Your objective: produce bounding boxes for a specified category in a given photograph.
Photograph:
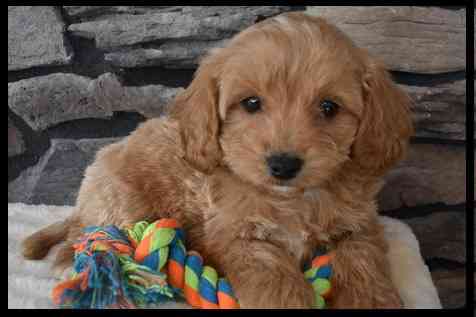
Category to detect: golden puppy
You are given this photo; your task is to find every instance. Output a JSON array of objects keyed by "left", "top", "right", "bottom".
[{"left": 22, "top": 12, "right": 413, "bottom": 308}]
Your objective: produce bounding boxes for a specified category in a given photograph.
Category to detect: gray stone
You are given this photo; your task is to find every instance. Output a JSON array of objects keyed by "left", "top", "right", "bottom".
[
  {"left": 95, "top": 73, "right": 184, "bottom": 118},
  {"left": 378, "top": 144, "right": 468, "bottom": 210},
  {"left": 68, "top": 12, "right": 251, "bottom": 49},
  {"left": 8, "top": 138, "right": 119, "bottom": 205},
  {"left": 401, "top": 80, "right": 467, "bottom": 141},
  {"left": 63, "top": 6, "right": 112, "bottom": 17},
  {"left": 180, "top": 6, "right": 292, "bottom": 19},
  {"left": 105, "top": 39, "right": 229, "bottom": 68},
  {"left": 8, "top": 6, "right": 72, "bottom": 71},
  {"left": 68, "top": 6, "right": 291, "bottom": 50},
  {"left": 306, "top": 6, "right": 466, "bottom": 73},
  {"left": 8, "top": 117, "right": 25, "bottom": 157},
  {"left": 431, "top": 269, "right": 467, "bottom": 308},
  {"left": 8, "top": 73, "right": 113, "bottom": 131},
  {"left": 403, "top": 212, "right": 466, "bottom": 263},
  {"left": 8, "top": 73, "right": 183, "bottom": 131},
  {"left": 64, "top": 6, "right": 290, "bottom": 21},
  {"left": 63, "top": 6, "right": 183, "bottom": 20}
]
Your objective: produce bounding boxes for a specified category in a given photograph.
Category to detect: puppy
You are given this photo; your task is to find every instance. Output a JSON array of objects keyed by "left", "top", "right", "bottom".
[{"left": 22, "top": 12, "right": 413, "bottom": 308}]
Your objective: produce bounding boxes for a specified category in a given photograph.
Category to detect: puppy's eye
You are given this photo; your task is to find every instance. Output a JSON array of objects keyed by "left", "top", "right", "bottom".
[
  {"left": 320, "top": 100, "right": 340, "bottom": 118},
  {"left": 240, "top": 96, "right": 261, "bottom": 113}
]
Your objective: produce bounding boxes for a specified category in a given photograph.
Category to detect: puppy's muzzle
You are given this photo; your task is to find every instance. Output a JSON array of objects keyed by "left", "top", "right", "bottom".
[{"left": 266, "top": 153, "right": 303, "bottom": 180}]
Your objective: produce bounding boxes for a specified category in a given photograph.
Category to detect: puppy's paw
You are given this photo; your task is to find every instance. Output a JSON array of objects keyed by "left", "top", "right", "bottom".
[
  {"left": 373, "top": 289, "right": 403, "bottom": 309},
  {"left": 236, "top": 272, "right": 315, "bottom": 308},
  {"left": 329, "top": 285, "right": 403, "bottom": 309}
]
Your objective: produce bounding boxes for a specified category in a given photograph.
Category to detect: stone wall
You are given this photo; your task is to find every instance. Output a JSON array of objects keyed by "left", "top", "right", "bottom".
[{"left": 7, "top": 6, "right": 470, "bottom": 308}]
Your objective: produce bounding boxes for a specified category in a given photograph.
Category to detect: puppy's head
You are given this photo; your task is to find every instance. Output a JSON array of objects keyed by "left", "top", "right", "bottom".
[{"left": 170, "top": 12, "right": 413, "bottom": 191}]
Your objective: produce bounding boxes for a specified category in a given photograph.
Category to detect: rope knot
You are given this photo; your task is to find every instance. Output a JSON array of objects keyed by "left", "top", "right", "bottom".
[{"left": 52, "top": 218, "right": 331, "bottom": 309}]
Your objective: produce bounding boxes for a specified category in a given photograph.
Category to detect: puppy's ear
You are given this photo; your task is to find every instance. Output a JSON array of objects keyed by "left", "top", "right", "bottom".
[
  {"left": 352, "top": 60, "right": 414, "bottom": 176},
  {"left": 169, "top": 52, "right": 223, "bottom": 174}
]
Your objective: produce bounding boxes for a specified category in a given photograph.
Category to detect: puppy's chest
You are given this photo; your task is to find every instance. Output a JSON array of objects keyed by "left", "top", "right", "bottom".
[{"left": 184, "top": 174, "right": 328, "bottom": 262}]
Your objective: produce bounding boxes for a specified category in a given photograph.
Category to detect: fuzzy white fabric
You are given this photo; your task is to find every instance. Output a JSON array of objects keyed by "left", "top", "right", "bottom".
[
  {"left": 8, "top": 203, "right": 441, "bottom": 309},
  {"left": 379, "top": 216, "right": 442, "bottom": 308}
]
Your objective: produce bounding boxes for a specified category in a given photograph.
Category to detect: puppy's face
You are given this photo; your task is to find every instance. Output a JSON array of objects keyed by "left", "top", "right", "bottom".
[
  {"left": 171, "top": 13, "right": 413, "bottom": 192},
  {"left": 218, "top": 16, "right": 364, "bottom": 190}
]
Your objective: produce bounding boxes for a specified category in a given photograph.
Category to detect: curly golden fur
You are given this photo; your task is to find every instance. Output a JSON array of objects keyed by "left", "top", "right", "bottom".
[{"left": 22, "top": 13, "right": 413, "bottom": 308}]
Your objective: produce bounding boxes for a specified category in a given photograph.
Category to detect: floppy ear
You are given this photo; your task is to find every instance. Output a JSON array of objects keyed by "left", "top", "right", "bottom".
[
  {"left": 352, "top": 60, "right": 414, "bottom": 176},
  {"left": 169, "top": 52, "right": 223, "bottom": 174}
]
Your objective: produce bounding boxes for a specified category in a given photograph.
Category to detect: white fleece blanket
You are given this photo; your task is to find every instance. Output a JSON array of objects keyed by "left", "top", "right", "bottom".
[{"left": 8, "top": 203, "right": 441, "bottom": 309}]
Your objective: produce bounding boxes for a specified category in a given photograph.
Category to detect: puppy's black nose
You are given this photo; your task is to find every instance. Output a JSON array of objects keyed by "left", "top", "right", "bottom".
[{"left": 266, "top": 153, "right": 303, "bottom": 180}]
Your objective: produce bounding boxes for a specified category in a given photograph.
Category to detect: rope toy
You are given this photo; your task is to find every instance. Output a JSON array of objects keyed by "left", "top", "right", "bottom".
[{"left": 51, "top": 218, "right": 333, "bottom": 309}]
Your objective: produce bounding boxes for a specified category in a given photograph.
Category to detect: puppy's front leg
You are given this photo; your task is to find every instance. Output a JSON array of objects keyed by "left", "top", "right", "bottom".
[
  {"left": 223, "top": 240, "right": 315, "bottom": 308},
  {"left": 329, "top": 231, "right": 403, "bottom": 308}
]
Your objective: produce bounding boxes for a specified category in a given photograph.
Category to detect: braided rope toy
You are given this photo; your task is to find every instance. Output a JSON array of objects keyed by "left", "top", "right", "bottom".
[{"left": 51, "top": 218, "right": 333, "bottom": 309}]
